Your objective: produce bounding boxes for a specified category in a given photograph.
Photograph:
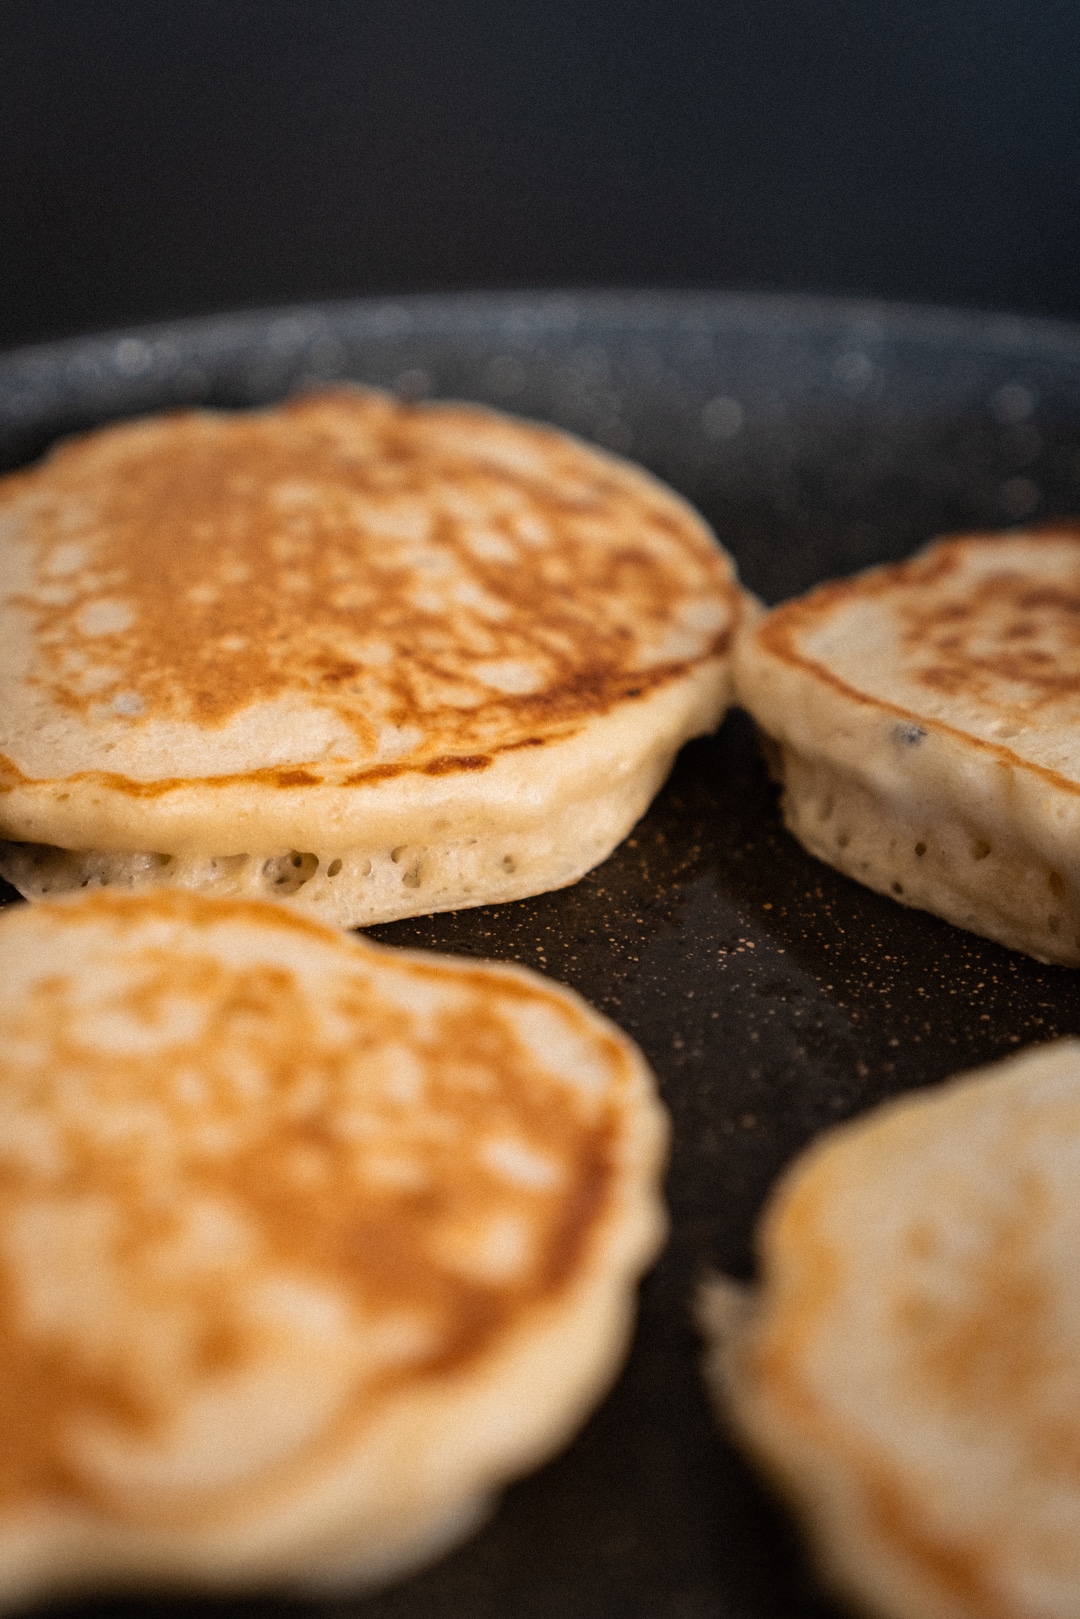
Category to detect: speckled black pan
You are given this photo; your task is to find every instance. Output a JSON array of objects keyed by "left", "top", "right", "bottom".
[{"left": 5, "top": 290, "right": 1080, "bottom": 1619}]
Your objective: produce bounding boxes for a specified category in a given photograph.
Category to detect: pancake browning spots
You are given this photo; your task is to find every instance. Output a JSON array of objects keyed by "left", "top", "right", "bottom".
[
  {"left": 3, "top": 388, "right": 736, "bottom": 760},
  {"left": 734, "top": 528, "right": 1080, "bottom": 965},
  {"left": 0, "top": 889, "right": 668, "bottom": 1603},
  {"left": 760, "top": 528, "right": 1080, "bottom": 738},
  {"left": 700, "top": 1039, "right": 1080, "bottom": 1619},
  {"left": 0, "top": 389, "right": 741, "bottom": 924}
]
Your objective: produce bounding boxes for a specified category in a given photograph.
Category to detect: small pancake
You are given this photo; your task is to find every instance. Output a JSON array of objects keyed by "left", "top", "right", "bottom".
[
  {"left": 735, "top": 527, "right": 1080, "bottom": 965},
  {"left": 0, "top": 888, "right": 668, "bottom": 1605},
  {"left": 699, "top": 1039, "right": 1080, "bottom": 1619},
  {"left": 0, "top": 389, "right": 742, "bottom": 925}
]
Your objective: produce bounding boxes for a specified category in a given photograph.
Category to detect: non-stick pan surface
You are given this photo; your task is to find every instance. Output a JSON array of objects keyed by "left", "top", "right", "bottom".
[{"left": 4, "top": 290, "right": 1080, "bottom": 1619}]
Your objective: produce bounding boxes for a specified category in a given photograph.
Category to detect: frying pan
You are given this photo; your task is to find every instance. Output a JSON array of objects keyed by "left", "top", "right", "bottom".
[{"left": 4, "top": 289, "right": 1080, "bottom": 1619}]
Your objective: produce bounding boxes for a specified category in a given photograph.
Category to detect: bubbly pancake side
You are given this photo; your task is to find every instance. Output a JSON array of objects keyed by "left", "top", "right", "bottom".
[
  {"left": 734, "top": 528, "right": 1080, "bottom": 965},
  {"left": 0, "top": 888, "right": 668, "bottom": 1601},
  {"left": 0, "top": 389, "right": 741, "bottom": 923}
]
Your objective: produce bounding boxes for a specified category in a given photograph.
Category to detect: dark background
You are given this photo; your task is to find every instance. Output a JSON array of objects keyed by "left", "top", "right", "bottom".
[{"left": 4, "top": 0, "right": 1080, "bottom": 350}]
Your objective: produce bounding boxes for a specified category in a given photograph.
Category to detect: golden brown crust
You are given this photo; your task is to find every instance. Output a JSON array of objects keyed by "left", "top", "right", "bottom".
[
  {"left": 0, "top": 736, "right": 562, "bottom": 800},
  {"left": 752, "top": 527, "right": 1080, "bottom": 800},
  {"left": 0, "top": 889, "right": 660, "bottom": 1535},
  {"left": 744, "top": 1168, "right": 1017, "bottom": 1619},
  {"left": 704, "top": 1041, "right": 1080, "bottom": 1619},
  {"left": 1, "top": 388, "right": 739, "bottom": 793}
]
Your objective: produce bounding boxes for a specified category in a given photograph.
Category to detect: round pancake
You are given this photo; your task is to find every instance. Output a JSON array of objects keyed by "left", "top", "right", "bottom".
[
  {"left": 0, "top": 888, "right": 668, "bottom": 1605},
  {"left": 734, "top": 528, "right": 1080, "bottom": 965},
  {"left": 699, "top": 1039, "right": 1080, "bottom": 1619},
  {"left": 0, "top": 389, "right": 742, "bottom": 925}
]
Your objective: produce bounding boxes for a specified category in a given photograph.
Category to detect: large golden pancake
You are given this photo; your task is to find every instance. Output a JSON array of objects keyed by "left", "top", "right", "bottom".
[
  {"left": 734, "top": 528, "right": 1080, "bottom": 964},
  {"left": 0, "top": 888, "right": 668, "bottom": 1605},
  {"left": 698, "top": 1039, "right": 1080, "bottom": 1619},
  {"left": 0, "top": 389, "right": 742, "bottom": 925}
]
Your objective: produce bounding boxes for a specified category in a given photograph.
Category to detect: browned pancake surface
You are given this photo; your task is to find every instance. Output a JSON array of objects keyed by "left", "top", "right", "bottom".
[
  {"left": 3, "top": 390, "right": 736, "bottom": 786},
  {"left": 707, "top": 1041, "right": 1080, "bottom": 1619},
  {"left": 754, "top": 528, "right": 1080, "bottom": 774},
  {"left": 0, "top": 890, "right": 645, "bottom": 1529}
]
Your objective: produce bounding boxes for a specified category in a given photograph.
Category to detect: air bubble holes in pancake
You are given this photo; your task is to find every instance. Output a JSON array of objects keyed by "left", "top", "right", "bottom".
[
  {"left": 779, "top": 745, "right": 1080, "bottom": 965},
  {"left": 206, "top": 853, "right": 249, "bottom": 883},
  {"left": 0, "top": 840, "right": 546, "bottom": 917},
  {"left": 261, "top": 851, "right": 319, "bottom": 896},
  {"left": 389, "top": 845, "right": 424, "bottom": 890},
  {"left": 0, "top": 842, "right": 173, "bottom": 897}
]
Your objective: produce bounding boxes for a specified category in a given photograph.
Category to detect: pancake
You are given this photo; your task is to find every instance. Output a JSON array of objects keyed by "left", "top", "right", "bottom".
[
  {"left": 698, "top": 1038, "right": 1080, "bottom": 1619},
  {"left": 0, "top": 887, "right": 667, "bottom": 1606},
  {"left": 0, "top": 388, "right": 742, "bottom": 926},
  {"left": 734, "top": 527, "right": 1080, "bottom": 965}
]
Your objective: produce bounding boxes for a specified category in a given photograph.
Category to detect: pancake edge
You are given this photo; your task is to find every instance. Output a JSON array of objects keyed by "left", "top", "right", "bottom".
[
  {"left": 734, "top": 582, "right": 1080, "bottom": 967},
  {"left": 698, "top": 1039, "right": 1080, "bottom": 1619},
  {"left": 0, "top": 903, "right": 670, "bottom": 1603},
  {"left": 0, "top": 659, "right": 732, "bottom": 926}
]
